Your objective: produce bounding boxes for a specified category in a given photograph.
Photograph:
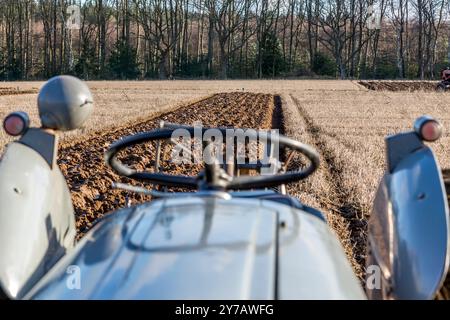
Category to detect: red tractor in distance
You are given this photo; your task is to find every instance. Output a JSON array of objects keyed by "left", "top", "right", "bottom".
[{"left": 436, "top": 68, "right": 450, "bottom": 91}]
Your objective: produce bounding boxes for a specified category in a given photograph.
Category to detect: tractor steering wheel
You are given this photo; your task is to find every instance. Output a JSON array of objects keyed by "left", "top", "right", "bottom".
[{"left": 104, "top": 127, "right": 320, "bottom": 190}]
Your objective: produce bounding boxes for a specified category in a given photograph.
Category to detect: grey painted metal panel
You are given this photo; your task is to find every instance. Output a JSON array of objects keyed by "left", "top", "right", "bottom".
[
  {"left": 0, "top": 142, "right": 75, "bottom": 299},
  {"left": 368, "top": 147, "right": 449, "bottom": 299},
  {"left": 270, "top": 201, "right": 366, "bottom": 300},
  {"left": 27, "top": 197, "right": 364, "bottom": 300},
  {"left": 19, "top": 128, "right": 58, "bottom": 168}
]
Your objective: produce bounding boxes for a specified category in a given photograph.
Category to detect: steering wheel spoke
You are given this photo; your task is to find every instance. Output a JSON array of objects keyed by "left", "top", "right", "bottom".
[{"left": 104, "top": 127, "right": 320, "bottom": 191}]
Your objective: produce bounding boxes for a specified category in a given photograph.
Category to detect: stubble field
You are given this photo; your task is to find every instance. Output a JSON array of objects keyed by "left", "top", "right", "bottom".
[{"left": 1, "top": 79, "right": 449, "bottom": 283}]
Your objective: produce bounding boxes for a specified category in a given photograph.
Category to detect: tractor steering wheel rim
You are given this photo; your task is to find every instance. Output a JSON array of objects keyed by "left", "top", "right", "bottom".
[{"left": 104, "top": 127, "right": 320, "bottom": 190}]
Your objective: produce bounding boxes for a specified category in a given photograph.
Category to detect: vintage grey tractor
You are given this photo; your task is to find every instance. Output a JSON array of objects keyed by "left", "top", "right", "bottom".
[{"left": 0, "top": 76, "right": 448, "bottom": 300}]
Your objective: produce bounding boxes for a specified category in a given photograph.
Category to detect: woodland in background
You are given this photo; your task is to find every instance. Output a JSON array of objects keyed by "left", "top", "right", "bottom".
[{"left": 1, "top": 0, "right": 450, "bottom": 80}]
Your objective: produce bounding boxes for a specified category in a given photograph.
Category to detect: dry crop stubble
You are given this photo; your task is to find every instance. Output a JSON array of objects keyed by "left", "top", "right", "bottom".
[
  {"left": 287, "top": 87, "right": 450, "bottom": 279},
  {"left": 280, "top": 94, "right": 363, "bottom": 278},
  {"left": 0, "top": 83, "right": 211, "bottom": 153},
  {"left": 0, "top": 80, "right": 362, "bottom": 152}
]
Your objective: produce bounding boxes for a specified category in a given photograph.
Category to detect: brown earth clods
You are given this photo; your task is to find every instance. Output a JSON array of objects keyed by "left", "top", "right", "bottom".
[
  {"left": 0, "top": 87, "right": 37, "bottom": 96},
  {"left": 58, "top": 92, "right": 278, "bottom": 237},
  {"left": 359, "top": 80, "right": 438, "bottom": 92}
]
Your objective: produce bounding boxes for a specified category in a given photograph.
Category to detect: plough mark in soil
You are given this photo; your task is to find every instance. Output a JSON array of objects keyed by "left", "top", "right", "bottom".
[
  {"left": 359, "top": 81, "right": 437, "bottom": 92},
  {"left": 272, "top": 95, "right": 285, "bottom": 135},
  {"left": 289, "top": 94, "right": 367, "bottom": 271},
  {"left": 0, "top": 88, "right": 38, "bottom": 96},
  {"left": 58, "top": 92, "right": 280, "bottom": 238}
]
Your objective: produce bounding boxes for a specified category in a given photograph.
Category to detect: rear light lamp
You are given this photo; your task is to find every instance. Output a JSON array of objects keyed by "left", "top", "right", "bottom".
[
  {"left": 3, "top": 112, "right": 30, "bottom": 137},
  {"left": 414, "top": 116, "right": 443, "bottom": 142},
  {"left": 421, "top": 120, "right": 442, "bottom": 142}
]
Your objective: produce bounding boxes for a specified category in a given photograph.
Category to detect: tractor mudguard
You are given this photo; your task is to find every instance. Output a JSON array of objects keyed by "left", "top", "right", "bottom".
[
  {"left": 0, "top": 75, "right": 93, "bottom": 299},
  {"left": 367, "top": 121, "right": 450, "bottom": 300},
  {"left": 0, "top": 130, "right": 76, "bottom": 299}
]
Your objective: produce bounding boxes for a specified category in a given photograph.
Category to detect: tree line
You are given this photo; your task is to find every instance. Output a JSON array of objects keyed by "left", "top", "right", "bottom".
[{"left": 0, "top": 0, "right": 449, "bottom": 80}]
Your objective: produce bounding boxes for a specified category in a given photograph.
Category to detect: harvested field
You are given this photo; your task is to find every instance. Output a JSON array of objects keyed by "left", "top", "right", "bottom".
[
  {"left": 0, "top": 80, "right": 359, "bottom": 153},
  {"left": 359, "top": 80, "right": 438, "bottom": 91},
  {"left": 58, "top": 92, "right": 276, "bottom": 236},
  {"left": 281, "top": 94, "right": 366, "bottom": 278},
  {"left": 2, "top": 79, "right": 450, "bottom": 293},
  {"left": 0, "top": 82, "right": 213, "bottom": 153},
  {"left": 285, "top": 87, "right": 450, "bottom": 281}
]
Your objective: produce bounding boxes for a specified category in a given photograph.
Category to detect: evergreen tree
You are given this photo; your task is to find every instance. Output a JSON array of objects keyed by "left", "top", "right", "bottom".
[
  {"left": 73, "top": 44, "right": 99, "bottom": 80},
  {"left": 312, "top": 52, "right": 336, "bottom": 77},
  {"left": 108, "top": 39, "right": 140, "bottom": 80},
  {"left": 260, "top": 31, "right": 285, "bottom": 77},
  {"left": 5, "top": 55, "right": 22, "bottom": 80}
]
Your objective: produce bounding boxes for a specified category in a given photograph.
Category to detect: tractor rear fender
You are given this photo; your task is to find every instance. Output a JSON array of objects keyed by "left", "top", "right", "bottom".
[
  {"left": 0, "top": 75, "right": 93, "bottom": 299},
  {"left": 367, "top": 126, "right": 450, "bottom": 300},
  {"left": 0, "top": 130, "right": 76, "bottom": 299}
]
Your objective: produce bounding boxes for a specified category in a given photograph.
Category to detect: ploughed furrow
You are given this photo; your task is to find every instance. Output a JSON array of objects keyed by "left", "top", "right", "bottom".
[
  {"left": 288, "top": 94, "right": 367, "bottom": 278},
  {"left": 58, "top": 92, "right": 277, "bottom": 238},
  {"left": 359, "top": 80, "right": 437, "bottom": 92},
  {"left": 0, "top": 87, "right": 38, "bottom": 96}
]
